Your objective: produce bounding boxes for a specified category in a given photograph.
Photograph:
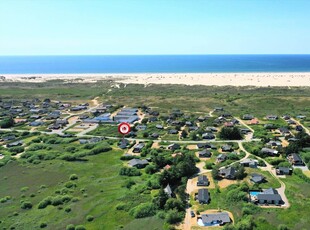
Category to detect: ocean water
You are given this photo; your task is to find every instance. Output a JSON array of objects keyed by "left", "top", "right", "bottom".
[{"left": 0, "top": 55, "right": 310, "bottom": 74}]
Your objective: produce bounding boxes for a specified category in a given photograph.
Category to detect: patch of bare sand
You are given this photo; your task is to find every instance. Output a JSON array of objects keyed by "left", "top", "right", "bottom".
[
  {"left": 187, "top": 145, "right": 198, "bottom": 150},
  {"left": 218, "top": 179, "right": 238, "bottom": 188}
]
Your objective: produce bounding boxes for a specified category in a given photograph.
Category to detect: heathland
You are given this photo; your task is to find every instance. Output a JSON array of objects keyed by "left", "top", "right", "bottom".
[{"left": 0, "top": 80, "right": 309, "bottom": 230}]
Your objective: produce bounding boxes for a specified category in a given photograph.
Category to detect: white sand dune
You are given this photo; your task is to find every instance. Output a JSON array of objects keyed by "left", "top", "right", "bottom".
[{"left": 1, "top": 73, "right": 310, "bottom": 87}]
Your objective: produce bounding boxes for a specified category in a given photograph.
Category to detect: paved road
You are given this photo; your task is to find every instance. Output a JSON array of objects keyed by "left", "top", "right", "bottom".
[
  {"left": 291, "top": 118, "right": 310, "bottom": 135},
  {"left": 239, "top": 142, "right": 290, "bottom": 208}
]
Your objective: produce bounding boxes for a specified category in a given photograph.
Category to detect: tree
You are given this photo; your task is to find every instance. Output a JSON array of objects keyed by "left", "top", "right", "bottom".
[
  {"left": 220, "top": 127, "right": 242, "bottom": 140},
  {"left": 181, "top": 130, "right": 188, "bottom": 139},
  {"left": 141, "top": 118, "right": 148, "bottom": 124},
  {"left": 145, "top": 165, "right": 157, "bottom": 174},
  {"left": 190, "top": 131, "right": 198, "bottom": 140},
  {"left": 164, "top": 198, "right": 185, "bottom": 212},
  {"left": 131, "top": 203, "right": 156, "bottom": 218},
  {"left": 234, "top": 164, "right": 246, "bottom": 180},
  {"left": 0, "top": 117, "right": 14, "bottom": 128},
  {"left": 212, "top": 166, "right": 220, "bottom": 180},
  {"left": 165, "top": 208, "right": 184, "bottom": 224},
  {"left": 153, "top": 189, "right": 169, "bottom": 209}
]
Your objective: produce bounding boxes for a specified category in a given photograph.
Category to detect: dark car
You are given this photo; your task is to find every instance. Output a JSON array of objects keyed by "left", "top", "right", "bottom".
[{"left": 190, "top": 210, "right": 195, "bottom": 218}]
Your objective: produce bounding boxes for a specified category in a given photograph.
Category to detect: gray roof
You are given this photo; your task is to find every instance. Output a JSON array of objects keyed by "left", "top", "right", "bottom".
[
  {"left": 251, "top": 174, "right": 265, "bottom": 183},
  {"left": 199, "top": 149, "right": 211, "bottom": 157},
  {"left": 201, "top": 213, "right": 231, "bottom": 224},
  {"left": 257, "top": 194, "right": 282, "bottom": 202},
  {"left": 219, "top": 166, "right": 236, "bottom": 178},
  {"left": 291, "top": 153, "right": 302, "bottom": 162},
  {"left": 277, "top": 167, "right": 291, "bottom": 174},
  {"left": 198, "top": 175, "right": 209, "bottom": 184},
  {"left": 198, "top": 188, "right": 210, "bottom": 203},
  {"left": 262, "top": 188, "right": 278, "bottom": 194},
  {"left": 128, "top": 159, "right": 148, "bottom": 167},
  {"left": 261, "top": 148, "right": 278, "bottom": 155},
  {"left": 240, "top": 158, "right": 258, "bottom": 165},
  {"left": 164, "top": 184, "right": 172, "bottom": 197}
]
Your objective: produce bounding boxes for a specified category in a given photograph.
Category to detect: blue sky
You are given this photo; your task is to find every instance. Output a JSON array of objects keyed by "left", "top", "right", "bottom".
[{"left": 0, "top": 0, "right": 309, "bottom": 55}]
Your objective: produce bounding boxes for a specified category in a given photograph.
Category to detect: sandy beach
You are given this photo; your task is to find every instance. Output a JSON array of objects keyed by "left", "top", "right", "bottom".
[{"left": 1, "top": 72, "right": 310, "bottom": 87}]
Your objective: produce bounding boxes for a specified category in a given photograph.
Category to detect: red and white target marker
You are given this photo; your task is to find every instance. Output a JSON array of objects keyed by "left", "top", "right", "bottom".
[{"left": 118, "top": 122, "right": 131, "bottom": 135}]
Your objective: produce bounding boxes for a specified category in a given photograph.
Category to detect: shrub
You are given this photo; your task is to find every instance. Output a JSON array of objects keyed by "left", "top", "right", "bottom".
[
  {"left": 86, "top": 215, "right": 94, "bottom": 222},
  {"left": 205, "top": 162, "right": 213, "bottom": 169},
  {"left": 64, "top": 181, "right": 77, "bottom": 188},
  {"left": 278, "top": 224, "right": 290, "bottom": 230},
  {"left": 125, "top": 180, "right": 136, "bottom": 189},
  {"left": 75, "top": 225, "right": 86, "bottom": 230},
  {"left": 0, "top": 117, "right": 14, "bottom": 128},
  {"left": 39, "top": 222, "right": 47, "bottom": 228},
  {"left": 119, "top": 167, "right": 141, "bottom": 176},
  {"left": 165, "top": 208, "right": 184, "bottom": 224},
  {"left": 20, "top": 187, "right": 29, "bottom": 192},
  {"left": 65, "top": 207, "right": 71, "bottom": 213},
  {"left": 8, "top": 147, "right": 24, "bottom": 154},
  {"left": 66, "top": 224, "right": 75, "bottom": 230},
  {"left": 131, "top": 203, "right": 156, "bottom": 218},
  {"left": 20, "top": 201, "right": 32, "bottom": 209},
  {"left": 38, "top": 197, "right": 52, "bottom": 209},
  {"left": 69, "top": 174, "right": 78, "bottom": 180}
]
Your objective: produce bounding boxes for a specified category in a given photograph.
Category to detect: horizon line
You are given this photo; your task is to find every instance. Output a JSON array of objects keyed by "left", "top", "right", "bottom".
[{"left": 1, "top": 53, "right": 310, "bottom": 57}]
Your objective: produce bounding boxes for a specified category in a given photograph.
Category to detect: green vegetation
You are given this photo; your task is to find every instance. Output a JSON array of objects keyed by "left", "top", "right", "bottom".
[{"left": 1, "top": 82, "right": 310, "bottom": 229}]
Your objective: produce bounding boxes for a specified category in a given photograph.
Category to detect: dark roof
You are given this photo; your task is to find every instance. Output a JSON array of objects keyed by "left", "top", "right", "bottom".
[
  {"left": 168, "top": 143, "right": 180, "bottom": 150},
  {"left": 251, "top": 174, "right": 265, "bottom": 183},
  {"left": 198, "top": 175, "right": 209, "bottom": 184},
  {"left": 199, "top": 149, "right": 211, "bottom": 157},
  {"left": 219, "top": 166, "right": 236, "bottom": 178},
  {"left": 217, "top": 154, "right": 227, "bottom": 160},
  {"left": 277, "top": 167, "right": 291, "bottom": 174},
  {"left": 221, "top": 145, "right": 232, "bottom": 151},
  {"left": 257, "top": 194, "right": 282, "bottom": 202},
  {"left": 198, "top": 188, "right": 210, "bottom": 203},
  {"left": 291, "top": 153, "right": 302, "bottom": 162},
  {"left": 262, "top": 188, "right": 278, "bottom": 194}
]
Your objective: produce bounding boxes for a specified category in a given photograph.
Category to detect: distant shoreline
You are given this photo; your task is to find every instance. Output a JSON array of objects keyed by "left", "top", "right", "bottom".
[{"left": 1, "top": 72, "right": 310, "bottom": 87}]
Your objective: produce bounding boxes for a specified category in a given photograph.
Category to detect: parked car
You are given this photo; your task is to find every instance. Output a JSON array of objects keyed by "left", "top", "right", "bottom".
[{"left": 190, "top": 210, "right": 195, "bottom": 218}]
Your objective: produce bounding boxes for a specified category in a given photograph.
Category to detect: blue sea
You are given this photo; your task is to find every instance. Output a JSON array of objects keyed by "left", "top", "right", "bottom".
[{"left": 0, "top": 55, "right": 310, "bottom": 74}]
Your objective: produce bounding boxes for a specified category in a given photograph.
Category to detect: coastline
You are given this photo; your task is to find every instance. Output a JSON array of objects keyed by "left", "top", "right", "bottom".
[{"left": 1, "top": 72, "right": 310, "bottom": 87}]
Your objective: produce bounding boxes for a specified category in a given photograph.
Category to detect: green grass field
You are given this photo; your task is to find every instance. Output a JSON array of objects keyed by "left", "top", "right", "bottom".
[{"left": 0, "top": 148, "right": 163, "bottom": 230}]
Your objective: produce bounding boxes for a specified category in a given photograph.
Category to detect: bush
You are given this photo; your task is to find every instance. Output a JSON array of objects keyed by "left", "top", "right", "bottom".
[
  {"left": 278, "top": 224, "right": 290, "bottom": 230},
  {"left": 75, "top": 225, "right": 86, "bottom": 230},
  {"left": 119, "top": 167, "right": 141, "bottom": 176},
  {"left": 205, "top": 162, "right": 213, "bottom": 169},
  {"left": 124, "top": 180, "right": 136, "bottom": 189},
  {"left": 145, "top": 165, "right": 157, "bottom": 174},
  {"left": 219, "top": 127, "right": 242, "bottom": 140},
  {"left": 66, "top": 224, "right": 75, "bottom": 230},
  {"left": 0, "top": 117, "right": 14, "bottom": 128},
  {"left": 20, "top": 201, "right": 32, "bottom": 209},
  {"left": 39, "top": 222, "right": 47, "bottom": 228},
  {"left": 65, "top": 207, "right": 71, "bottom": 213},
  {"left": 131, "top": 203, "right": 156, "bottom": 218},
  {"left": 64, "top": 181, "right": 77, "bottom": 188},
  {"left": 86, "top": 215, "right": 94, "bottom": 222},
  {"left": 69, "top": 174, "right": 78, "bottom": 180},
  {"left": 8, "top": 147, "right": 24, "bottom": 154},
  {"left": 165, "top": 208, "right": 184, "bottom": 224},
  {"left": 38, "top": 197, "right": 52, "bottom": 209}
]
